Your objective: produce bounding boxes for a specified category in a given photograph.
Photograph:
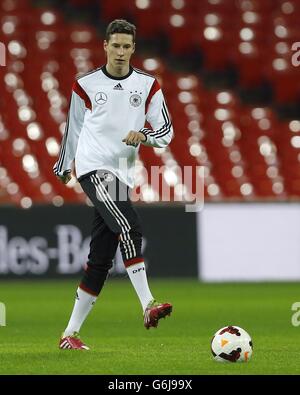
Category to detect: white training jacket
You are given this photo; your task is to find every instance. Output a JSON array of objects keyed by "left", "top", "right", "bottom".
[{"left": 53, "top": 65, "right": 173, "bottom": 188}]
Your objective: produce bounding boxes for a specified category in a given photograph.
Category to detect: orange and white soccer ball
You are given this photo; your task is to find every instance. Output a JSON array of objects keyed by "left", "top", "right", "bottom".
[{"left": 211, "top": 326, "right": 253, "bottom": 362}]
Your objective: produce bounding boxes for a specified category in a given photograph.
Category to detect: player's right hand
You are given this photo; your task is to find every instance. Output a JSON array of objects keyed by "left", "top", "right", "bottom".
[
  {"left": 122, "top": 131, "right": 146, "bottom": 147},
  {"left": 57, "top": 171, "right": 72, "bottom": 184}
]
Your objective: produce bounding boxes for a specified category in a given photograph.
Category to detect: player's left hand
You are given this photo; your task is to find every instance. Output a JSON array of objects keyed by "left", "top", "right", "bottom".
[
  {"left": 57, "top": 170, "right": 72, "bottom": 185},
  {"left": 122, "top": 131, "right": 146, "bottom": 147}
]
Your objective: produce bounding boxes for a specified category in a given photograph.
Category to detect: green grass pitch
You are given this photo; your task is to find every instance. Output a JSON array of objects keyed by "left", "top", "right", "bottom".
[{"left": 0, "top": 279, "right": 300, "bottom": 375}]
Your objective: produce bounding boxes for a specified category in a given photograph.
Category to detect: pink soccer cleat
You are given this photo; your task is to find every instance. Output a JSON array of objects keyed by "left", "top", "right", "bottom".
[
  {"left": 59, "top": 332, "right": 90, "bottom": 350},
  {"left": 144, "top": 300, "right": 173, "bottom": 329}
]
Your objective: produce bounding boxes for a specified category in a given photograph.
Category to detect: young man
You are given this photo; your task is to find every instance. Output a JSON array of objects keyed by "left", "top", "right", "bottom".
[{"left": 54, "top": 19, "right": 173, "bottom": 350}]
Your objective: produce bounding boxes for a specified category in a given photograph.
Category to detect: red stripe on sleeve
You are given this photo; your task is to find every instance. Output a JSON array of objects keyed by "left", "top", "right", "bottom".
[
  {"left": 72, "top": 80, "right": 92, "bottom": 110},
  {"left": 145, "top": 79, "right": 160, "bottom": 114}
]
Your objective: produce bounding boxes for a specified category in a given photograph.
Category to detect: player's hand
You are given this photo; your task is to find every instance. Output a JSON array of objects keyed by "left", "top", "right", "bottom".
[
  {"left": 57, "top": 171, "right": 72, "bottom": 185},
  {"left": 122, "top": 131, "right": 146, "bottom": 147}
]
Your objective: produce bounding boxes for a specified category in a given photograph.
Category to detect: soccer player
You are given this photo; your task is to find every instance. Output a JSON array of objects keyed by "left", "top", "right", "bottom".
[{"left": 54, "top": 19, "right": 173, "bottom": 350}]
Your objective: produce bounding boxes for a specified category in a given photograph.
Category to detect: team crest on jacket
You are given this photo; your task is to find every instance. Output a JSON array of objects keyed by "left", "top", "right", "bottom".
[
  {"left": 129, "top": 93, "right": 142, "bottom": 107},
  {"left": 95, "top": 92, "right": 107, "bottom": 105}
]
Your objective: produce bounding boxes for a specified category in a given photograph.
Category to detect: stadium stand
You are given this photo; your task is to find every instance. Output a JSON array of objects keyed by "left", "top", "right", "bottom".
[{"left": 0, "top": 0, "right": 300, "bottom": 207}]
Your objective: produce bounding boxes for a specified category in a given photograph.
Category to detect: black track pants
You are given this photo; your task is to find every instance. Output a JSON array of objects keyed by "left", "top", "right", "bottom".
[{"left": 78, "top": 170, "right": 144, "bottom": 295}]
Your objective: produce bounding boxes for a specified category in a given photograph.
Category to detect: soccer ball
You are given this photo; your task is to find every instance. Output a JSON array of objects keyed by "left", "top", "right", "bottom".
[{"left": 211, "top": 325, "right": 253, "bottom": 362}]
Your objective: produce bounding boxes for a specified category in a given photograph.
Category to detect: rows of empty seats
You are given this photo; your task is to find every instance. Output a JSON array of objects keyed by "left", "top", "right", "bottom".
[
  {"left": 0, "top": 0, "right": 300, "bottom": 207},
  {"left": 100, "top": 0, "right": 300, "bottom": 104}
]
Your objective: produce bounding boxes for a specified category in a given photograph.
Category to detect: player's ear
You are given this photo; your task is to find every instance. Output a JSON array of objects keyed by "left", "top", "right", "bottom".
[{"left": 103, "top": 40, "right": 108, "bottom": 53}]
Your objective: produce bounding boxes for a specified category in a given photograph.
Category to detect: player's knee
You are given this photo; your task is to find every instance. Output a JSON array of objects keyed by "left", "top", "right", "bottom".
[
  {"left": 119, "top": 230, "right": 142, "bottom": 259},
  {"left": 120, "top": 229, "right": 142, "bottom": 243},
  {"left": 87, "top": 259, "right": 113, "bottom": 272}
]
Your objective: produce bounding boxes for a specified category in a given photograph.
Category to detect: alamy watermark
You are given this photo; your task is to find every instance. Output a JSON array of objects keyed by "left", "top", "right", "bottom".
[
  {"left": 0, "top": 42, "right": 6, "bottom": 67},
  {"left": 92, "top": 159, "right": 205, "bottom": 212},
  {"left": 291, "top": 302, "right": 300, "bottom": 327},
  {"left": 0, "top": 302, "right": 6, "bottom": 326},
  {"left": 291, "top": 42, "right": 300, "bottom": 67}
]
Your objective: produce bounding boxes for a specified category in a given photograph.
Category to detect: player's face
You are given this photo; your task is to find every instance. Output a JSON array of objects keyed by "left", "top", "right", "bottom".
[{"left": 104, "top": 33, "right": 135, "bottom": 75}]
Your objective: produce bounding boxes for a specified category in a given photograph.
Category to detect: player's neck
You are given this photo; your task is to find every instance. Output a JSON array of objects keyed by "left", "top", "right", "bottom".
[{"left": 105, "top": 63, "right": 130, "bottom": 78}]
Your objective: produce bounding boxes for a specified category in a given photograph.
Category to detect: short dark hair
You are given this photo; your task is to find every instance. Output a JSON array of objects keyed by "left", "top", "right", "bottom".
[{"left": 105, "top": 19, "right": 136, "bottom": 42}]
